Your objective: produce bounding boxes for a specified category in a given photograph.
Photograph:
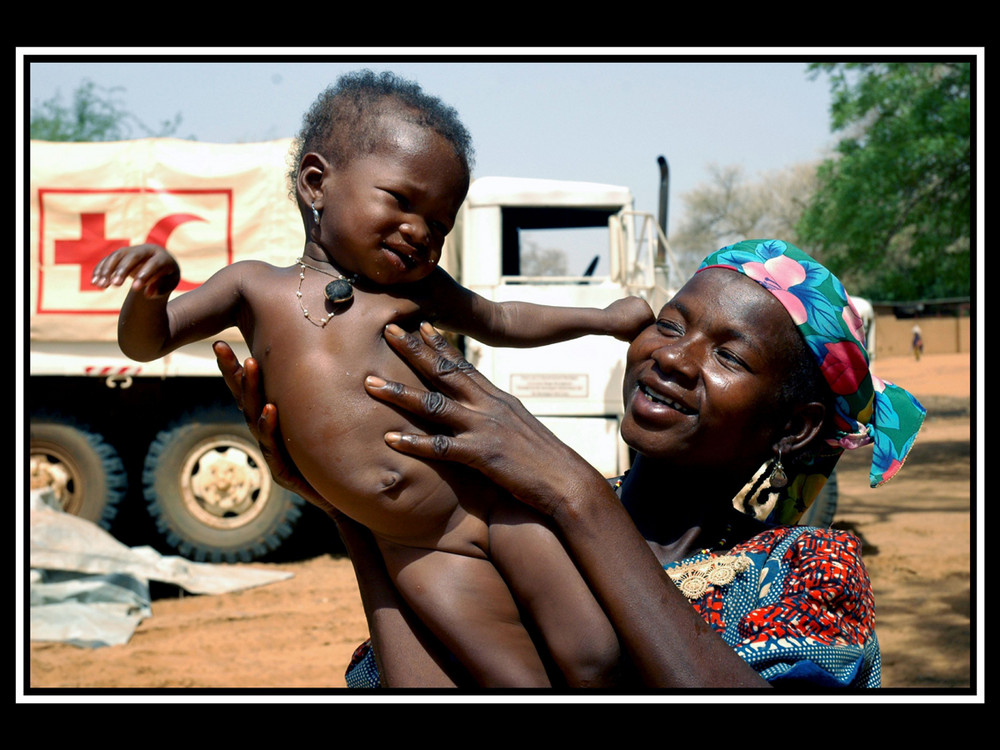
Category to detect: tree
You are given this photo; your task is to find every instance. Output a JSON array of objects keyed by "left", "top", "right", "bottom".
[
  {"left": 669, "top": 162, "right": 819, "bottom": 271},
  {"left": 30, "top": 79, "right": 182, "bottom": 142},
  {"left": 521, "top": 240, "right": 568, "bottom": 276},
  {"left": 796, "top": 62, "right": 971, "bottom": 301}
]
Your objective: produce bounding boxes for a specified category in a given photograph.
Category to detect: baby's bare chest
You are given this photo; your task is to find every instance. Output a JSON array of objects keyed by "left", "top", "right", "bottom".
[
  {"left": 249, "top": 283, "right": 426, "bottom": 396},
  {"left": 239, "top": 279, "right": 486, "bottom": 541}
]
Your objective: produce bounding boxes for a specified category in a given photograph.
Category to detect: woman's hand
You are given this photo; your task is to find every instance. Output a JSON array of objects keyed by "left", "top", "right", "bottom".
[
  {"left": 212, "top": 341, "right": 337, "bottom": 516},
  {"left": 364, "top": 322, "right": 607, "bottom": 518}
]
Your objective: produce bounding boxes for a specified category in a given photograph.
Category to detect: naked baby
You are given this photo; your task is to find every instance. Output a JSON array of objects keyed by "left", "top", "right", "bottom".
[{"left": 92, "top": 70, "right": 653, "bottom": 687}]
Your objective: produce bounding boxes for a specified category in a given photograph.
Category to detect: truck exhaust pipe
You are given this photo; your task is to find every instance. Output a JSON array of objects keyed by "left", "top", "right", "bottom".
[{"left": 656, "top": 155, "right": 669, "bottom": 265}]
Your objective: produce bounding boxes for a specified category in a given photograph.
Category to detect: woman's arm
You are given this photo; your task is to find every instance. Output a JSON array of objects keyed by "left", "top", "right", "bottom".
[
  {"left": 212, "top": 342, "right": 467, "bottom": 688},
  {"left": 364, "top": 324, "right": 770, "bottom": 687}
]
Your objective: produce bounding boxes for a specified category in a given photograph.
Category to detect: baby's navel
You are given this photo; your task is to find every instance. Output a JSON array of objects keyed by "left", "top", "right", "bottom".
[{"left": 378, "top": 471, "right": 403, "bottom": 493}]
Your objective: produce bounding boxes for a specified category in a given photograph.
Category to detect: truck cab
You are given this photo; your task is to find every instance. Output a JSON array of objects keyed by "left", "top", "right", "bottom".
[{"left": 444, "top": 176, "right": 642, "bottom": 476}]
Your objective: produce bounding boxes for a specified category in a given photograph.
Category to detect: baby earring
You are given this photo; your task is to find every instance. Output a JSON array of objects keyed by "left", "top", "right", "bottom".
[{"left": 311, "top": 201, "right": 321, "bottom": 225}]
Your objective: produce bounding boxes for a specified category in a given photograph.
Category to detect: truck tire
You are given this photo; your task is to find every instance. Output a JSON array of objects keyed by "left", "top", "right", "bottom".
[
  {"left": 141, "top": 406, "right": 305, "bottom": 563},
  {"left": 29, "top": 416, "right": 127, "bottom": 529},
  {"left": 798, "top": 468, "right": 839, "bottom": 527}
]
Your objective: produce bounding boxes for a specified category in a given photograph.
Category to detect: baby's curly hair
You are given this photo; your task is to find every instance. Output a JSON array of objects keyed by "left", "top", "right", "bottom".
[{"left": 287, "top": 69, "right": 475, "bottom": 199}]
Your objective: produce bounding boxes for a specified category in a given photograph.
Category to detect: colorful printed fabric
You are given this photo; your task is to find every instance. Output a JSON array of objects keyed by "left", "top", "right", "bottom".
[
  {"left": 344, "top": 525, "right": 880, "bottom": 688},
  {"left": 697, "top": 239, "right": 926, "bottom": 524},
  {"left": 345, "top": 639, "right": 380, "bottom": 688},
  {"left": 671, "top": 525, "right": 881, "bottom": 687}
]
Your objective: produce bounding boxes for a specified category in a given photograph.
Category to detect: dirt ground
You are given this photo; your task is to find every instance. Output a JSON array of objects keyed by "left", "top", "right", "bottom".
[{"left": 24, "top": 352, "right": 977, "bottom": 695}]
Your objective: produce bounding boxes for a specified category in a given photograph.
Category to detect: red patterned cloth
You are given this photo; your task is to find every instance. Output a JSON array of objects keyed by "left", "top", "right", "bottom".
[{"left": 672, "top": 525, "right": 880, "bottom": 686}]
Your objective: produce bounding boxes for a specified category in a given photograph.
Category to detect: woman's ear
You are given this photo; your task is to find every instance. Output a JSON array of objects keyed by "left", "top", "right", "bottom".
[
  {"left": 296, "top": 152, "right": 330, "bottom": 210},
  {"left": 775, "top": 401, "right": 826, "bottom": 457}
]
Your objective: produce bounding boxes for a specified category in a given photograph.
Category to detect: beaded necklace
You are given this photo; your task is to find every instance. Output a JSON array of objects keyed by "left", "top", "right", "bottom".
[{"left": 296, "top": 257, "right": 358, "bottom": 327}]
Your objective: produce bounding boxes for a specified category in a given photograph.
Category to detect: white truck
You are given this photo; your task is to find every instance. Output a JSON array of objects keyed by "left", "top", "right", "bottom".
[{"left": 27, "top": 138, "right": 684, "bottom": 562}]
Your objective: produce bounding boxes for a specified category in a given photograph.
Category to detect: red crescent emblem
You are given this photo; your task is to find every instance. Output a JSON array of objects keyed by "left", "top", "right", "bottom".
[{"left": 145, "top": 213, "right": 206, "bottom": 291}]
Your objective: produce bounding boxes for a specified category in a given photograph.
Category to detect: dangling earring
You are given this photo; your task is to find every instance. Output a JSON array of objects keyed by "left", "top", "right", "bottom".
[
  {"left": 770, "top": 447, "right": 788, "bottom": 489},
  {"left": 311, "top": 201, "right": 321, "bottom": 225},
  {"left": 732, "top": 448, "right": 786, "bottom": 521}
]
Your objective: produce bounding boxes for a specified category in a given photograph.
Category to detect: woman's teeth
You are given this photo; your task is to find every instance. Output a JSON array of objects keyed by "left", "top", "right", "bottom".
[{"left": 640, "top": 384, "right": 694, "bottom": 415}]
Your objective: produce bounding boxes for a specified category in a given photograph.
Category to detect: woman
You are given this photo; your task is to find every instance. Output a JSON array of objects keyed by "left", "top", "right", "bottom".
[{"left": 215, "top": 239, "right": 925, "bottom": 688}]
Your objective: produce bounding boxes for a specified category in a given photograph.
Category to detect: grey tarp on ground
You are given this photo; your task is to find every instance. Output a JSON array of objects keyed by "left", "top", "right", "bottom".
[{"left": 28, "top": 489, "right": 294, "bottom": 648}]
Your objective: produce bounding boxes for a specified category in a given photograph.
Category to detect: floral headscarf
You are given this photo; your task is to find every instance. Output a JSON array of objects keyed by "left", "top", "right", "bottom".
[{"left": 697, "top": 239, "right": 926, "bottom": 525}]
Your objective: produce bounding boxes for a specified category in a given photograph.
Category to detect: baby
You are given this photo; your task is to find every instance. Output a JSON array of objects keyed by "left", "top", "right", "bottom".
[{"left": 92, "top": 70, "right": 652, "bottom": 687}]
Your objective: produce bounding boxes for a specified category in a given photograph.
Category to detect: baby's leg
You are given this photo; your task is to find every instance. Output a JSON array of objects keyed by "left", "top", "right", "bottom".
[
  {"left": 378, "top": 540, "right": 553, "bottom": 687},
  {"left": 488, "top": 501, "right": 621, "bottom": 687}
]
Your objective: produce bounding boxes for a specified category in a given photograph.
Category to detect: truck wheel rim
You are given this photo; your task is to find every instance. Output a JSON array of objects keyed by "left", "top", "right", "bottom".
[
  {"left": 179, "top": 437, "right": 271, "bottom": 530},
  {"left": 30, "top": 442, "right": 84, "bottom": 516}
]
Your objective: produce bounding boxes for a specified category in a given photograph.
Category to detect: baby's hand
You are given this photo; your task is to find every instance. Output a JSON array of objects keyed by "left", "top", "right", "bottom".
[
  {"left": 92, "top": 244, "right": 181, "bottom": 298},
  {"left": 605, "top": 296, "right": 655, "bottom": 342}
]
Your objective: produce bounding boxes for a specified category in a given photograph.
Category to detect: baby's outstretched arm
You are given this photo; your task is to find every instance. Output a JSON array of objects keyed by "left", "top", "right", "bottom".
[
  {"left": 426, "top": 270, "right": 654, "bottom": 347},
  {"left": 93, "top": 244, "right": 243, "bottom": 362}
]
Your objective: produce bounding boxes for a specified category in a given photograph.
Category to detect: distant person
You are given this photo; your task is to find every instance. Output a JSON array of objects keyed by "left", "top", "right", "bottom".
[
  {"left": 912, "top": 323, "right": 925, "bottom": 361},
  {"left": 92, "top": 69, "right": 653, "bottom": 687}
]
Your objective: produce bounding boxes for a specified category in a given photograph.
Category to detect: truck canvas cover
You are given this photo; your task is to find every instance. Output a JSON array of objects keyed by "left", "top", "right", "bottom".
[{"left": 29, "top": 138, "right": 302, "bottom": 343}]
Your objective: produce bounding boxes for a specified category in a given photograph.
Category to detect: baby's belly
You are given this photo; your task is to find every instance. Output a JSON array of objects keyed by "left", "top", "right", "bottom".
[{"left": 262, "top": 347, "right": 499, "bottom": 555}]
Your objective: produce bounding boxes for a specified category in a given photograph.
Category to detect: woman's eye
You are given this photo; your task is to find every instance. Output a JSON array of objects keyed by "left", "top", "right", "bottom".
[{"left": 716, "top": 348, "right": 748, "bottom": 370}]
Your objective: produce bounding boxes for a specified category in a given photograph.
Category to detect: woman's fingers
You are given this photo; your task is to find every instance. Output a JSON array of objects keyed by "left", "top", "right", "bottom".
[
  {"left": 255, "top": 403, "right": 284, "bottom": 463},
  {"left": 254, "top": 403, "right": 305, "bottom": 489},
  {"left": 383, "top": 430, "right": 465, "bottom": 462},
  {"left": 239, "top": 357, "right": 265, "bottom": 436},
  {"left": 213, "top": 341, "right": 244, "bottom": 411},
  {"left": 372, "top": 321, "right": 539, "bottom": 435},
  {"left": 364, "top": 375, "right": 465, "bottom": 426},
  {"left": 371, "top": 323, "right": 600, "bottom": 514},
  {"left": 365, "top": 375, "right": 485, "bottom": 462},
  {"left": 213, "top": 341, "right": 264, "bottom": 440},
  {"left": 387, "top": 324, "right": 473, "bottom": 385},
  {"left": 382, "top": 322, "right": 506, "bottom": 401}
]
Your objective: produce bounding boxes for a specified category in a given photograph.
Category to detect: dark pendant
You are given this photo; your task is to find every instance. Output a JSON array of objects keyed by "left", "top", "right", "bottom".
[{"left": 324, "top": 279, "right": 354, "bottom": 304}]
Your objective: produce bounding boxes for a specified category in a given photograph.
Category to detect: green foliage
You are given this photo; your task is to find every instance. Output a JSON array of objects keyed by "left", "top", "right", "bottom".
[
  {"left": 30, "top": 79, "right": 182, "bottom": 142},
  {"left": 796, "top": 62, "right": 972, "bottom": 301}
]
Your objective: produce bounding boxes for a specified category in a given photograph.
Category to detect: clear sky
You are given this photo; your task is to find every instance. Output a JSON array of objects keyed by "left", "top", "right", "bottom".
[{"left": 21, "top": 51, "right": 850, "bottom": 236}]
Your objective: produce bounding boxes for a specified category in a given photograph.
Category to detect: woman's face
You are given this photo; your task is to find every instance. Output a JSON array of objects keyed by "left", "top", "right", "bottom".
[{"left": 621, "top": 268, "right": 803, "bottom": 472}]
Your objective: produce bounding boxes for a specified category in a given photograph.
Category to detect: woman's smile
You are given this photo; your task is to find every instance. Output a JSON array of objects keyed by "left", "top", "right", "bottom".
[{"left": 632, "top": 380, "right": 697, "bottom": 418}]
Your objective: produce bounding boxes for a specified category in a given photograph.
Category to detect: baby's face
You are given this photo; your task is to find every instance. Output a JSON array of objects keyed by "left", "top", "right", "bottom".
[{"left": 318, "top": 119, "right": 469, "bottom": 285}]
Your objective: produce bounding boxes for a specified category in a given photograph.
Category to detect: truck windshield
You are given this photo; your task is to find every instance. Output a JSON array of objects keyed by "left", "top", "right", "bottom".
[{"left": 501, "top": 206, "right": 615, "bottom": 281}]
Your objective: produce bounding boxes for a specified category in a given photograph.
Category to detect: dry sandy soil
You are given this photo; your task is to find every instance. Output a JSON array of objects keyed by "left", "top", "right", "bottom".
[{"left": 24, "top": 352, "right": 977, "bottom": 696}]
